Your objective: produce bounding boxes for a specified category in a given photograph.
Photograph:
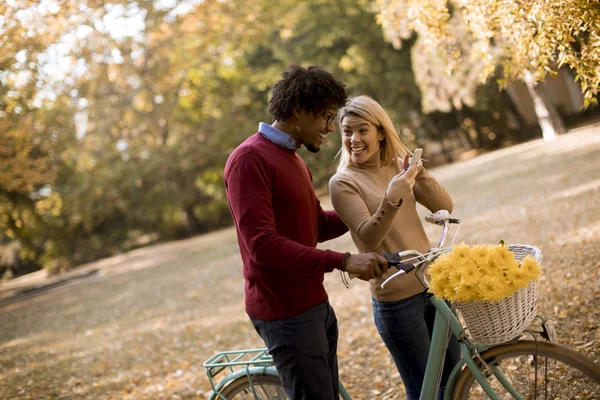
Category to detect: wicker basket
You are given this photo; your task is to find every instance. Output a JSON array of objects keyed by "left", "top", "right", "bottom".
[{"left": 455, "top": 244, "right": 543, "bottom": 346}]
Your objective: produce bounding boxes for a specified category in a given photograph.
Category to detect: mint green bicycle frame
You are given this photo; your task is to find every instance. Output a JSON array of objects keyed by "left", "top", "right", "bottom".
[
  {"left": 205, "top": 295, "right": 522, "bottom": 400},
  {"left": 205, "top": 213, "right": 525, "bottom": 399},
  {"left": 426, "top": 295, "right": 518, "bottom": 400}
]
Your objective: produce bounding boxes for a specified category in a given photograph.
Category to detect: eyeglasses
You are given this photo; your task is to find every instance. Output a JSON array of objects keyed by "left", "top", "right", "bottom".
[{"left": 324, "top": 112, "right": 337, "bottom": 125}]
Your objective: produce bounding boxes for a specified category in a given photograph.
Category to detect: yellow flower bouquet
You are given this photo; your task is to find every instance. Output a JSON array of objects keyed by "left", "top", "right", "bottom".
[
  {"left": 427, "top": 243, "right": 543, "bottom": 345},
  {"left": 428, "top": 243, "right": 542, "bottom": 302}
]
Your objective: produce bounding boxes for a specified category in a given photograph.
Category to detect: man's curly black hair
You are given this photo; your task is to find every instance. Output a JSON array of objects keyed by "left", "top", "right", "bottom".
[{"left": 268, "top": 65, "right": 347, "bottom": 121}]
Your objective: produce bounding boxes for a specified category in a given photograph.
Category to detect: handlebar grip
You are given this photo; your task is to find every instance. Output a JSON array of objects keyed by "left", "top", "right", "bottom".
[{"left": 348, "top": 252, "right": 415, "bottom": 280}]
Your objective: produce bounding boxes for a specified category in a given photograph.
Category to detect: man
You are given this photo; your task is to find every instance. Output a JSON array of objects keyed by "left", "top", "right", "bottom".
[{"left": 224, "top": 65, "right": 388, "bottom": 399}]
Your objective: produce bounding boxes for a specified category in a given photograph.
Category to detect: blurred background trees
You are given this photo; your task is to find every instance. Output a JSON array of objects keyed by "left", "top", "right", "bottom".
[
  {"left": 377, "top": 0, "right": 600, "bottom": 139},
  {"left": 1, "top": 0, "right": 599, "bottom": 277}
]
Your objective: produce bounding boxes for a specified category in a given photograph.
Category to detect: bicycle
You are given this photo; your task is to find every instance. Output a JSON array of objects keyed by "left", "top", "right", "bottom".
[{"left": 203, "top": 211, "right": 600, "bottom": 399}]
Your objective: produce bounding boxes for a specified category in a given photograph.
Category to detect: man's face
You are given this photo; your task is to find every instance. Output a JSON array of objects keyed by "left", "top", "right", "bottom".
[{"left": 294, "top": 109, "right": 338, "bottom": 153}]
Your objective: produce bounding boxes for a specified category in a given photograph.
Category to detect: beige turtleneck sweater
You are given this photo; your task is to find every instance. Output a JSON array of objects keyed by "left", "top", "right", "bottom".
[{"left": 329, "top": 151, "right": 453, "bottom": 302}]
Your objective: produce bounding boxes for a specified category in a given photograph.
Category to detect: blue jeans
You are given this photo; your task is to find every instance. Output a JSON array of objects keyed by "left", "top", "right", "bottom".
[
  {"left": 372, "top": 292, "right": 461, "bottom": 400},
  {"left": 250, "top": 301, "right": 339, "bottom": 400}
]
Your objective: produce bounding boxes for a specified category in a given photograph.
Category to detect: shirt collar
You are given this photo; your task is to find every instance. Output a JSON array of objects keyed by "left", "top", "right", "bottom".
[{"left": 258, "top": 122, "right": 297, "bottom": 150}]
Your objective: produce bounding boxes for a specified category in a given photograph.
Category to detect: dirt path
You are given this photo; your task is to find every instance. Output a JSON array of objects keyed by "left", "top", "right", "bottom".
[{"left": 1, "top": 125, "right": 599, "bottom": 399}]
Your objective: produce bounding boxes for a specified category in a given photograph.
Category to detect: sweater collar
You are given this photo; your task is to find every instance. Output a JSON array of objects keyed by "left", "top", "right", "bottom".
[{"left": 349, "top": 150, "right": 382, "bottom": 170}]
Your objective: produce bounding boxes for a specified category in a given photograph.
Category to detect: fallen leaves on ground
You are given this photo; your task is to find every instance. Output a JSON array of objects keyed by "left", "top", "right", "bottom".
[{"left": 1, "top": 127, "right": 600, "bottom": 399}]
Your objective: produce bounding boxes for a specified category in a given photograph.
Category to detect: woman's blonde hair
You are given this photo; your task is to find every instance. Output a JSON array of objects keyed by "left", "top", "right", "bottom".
[{"left": 336, "top": 95, "right": 411, "bottom": 172}]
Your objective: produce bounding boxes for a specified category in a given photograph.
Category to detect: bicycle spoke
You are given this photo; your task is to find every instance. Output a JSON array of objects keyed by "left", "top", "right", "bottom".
[
  {"left": 456, "top": 343, "right": 600, "bottom": 400},
  {"left": 551, "top": 359, "right": 569, "bottom": 398}
]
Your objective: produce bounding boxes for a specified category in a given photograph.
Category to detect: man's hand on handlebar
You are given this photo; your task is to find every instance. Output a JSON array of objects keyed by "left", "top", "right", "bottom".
[{"left": 345, "top": 253, "right": 389, "bottom": 281}]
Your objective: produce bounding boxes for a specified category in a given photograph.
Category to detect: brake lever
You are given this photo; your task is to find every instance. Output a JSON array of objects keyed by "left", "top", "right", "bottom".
[
  {"left": 382, "top": 252, "right": 415, "bottom": 273},
  {"left": 381, "top": 252, "right": 415, "bottom": 289}
]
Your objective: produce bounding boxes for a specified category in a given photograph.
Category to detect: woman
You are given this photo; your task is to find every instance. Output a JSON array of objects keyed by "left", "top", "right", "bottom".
[{"left": 329, "top": 96, "right": 460, "bottom": 399}]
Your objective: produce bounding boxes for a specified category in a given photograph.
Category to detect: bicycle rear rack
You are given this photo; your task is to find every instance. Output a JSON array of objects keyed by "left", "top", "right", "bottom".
[
  {"left": 204, "top": 348, "right": 275, "bottom": 395},
  {"left": 204, "top": 348, "right": 273, "bottom": 378}
]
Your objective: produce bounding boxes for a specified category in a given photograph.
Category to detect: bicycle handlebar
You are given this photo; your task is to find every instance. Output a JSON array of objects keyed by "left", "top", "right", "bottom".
[{"left": 380, "top": 210, "right": 461, "bottom": 289}]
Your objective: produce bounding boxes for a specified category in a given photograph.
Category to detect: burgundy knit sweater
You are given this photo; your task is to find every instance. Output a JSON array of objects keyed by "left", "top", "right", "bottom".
[{"left": 224, "top": 133, "right": 348, "bottom": 320}]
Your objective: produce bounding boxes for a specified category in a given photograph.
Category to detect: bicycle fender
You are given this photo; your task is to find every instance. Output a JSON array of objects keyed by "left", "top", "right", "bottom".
[
  {"left": 443, "top": 357, "right": 468, "bottom": 400},
  {"left": 207, "top": 366, "right": 280, "bottom": 400}
]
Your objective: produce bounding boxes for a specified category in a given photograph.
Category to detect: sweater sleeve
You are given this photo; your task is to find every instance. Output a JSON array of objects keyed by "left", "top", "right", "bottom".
[
  {"left": 329, "top": 173, "right": 401, "bottom": 250},
  {"left": 316, "top": 199, "right": 349, "bottom": 243},
  {"left": 413, "top": 168, "right": 454, "bottom": 213},
  {"left": 301, "top": 162, "right": 349, "bottom": 243},
  {"left": 225, "top": 150, "right": 345, "bottom": 273}
]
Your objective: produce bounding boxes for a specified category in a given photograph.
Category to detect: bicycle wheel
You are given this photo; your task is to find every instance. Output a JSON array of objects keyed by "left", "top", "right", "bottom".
[
  {"left": 218, "top": 374, "right": 289, "bottom": 399},
  {"left": 452, "top": 340, "right": 600, "bottom": 399}
]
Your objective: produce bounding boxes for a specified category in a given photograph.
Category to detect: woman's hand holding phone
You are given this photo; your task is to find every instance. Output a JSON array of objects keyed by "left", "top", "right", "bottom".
[
  {"left": 386, "top": 152, "right": 422, "bottom": 204},
  {"left": 410, "top": 148, "right": 423, "bottom": 166}
]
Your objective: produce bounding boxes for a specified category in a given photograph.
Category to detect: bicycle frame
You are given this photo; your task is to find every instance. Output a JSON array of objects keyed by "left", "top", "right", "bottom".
[
  {"left": 204, "top": 302, "right": 522, "bottom": 400},
  {"left": 411, "top": 216, "right": 526, "bottom": 400},
  {"left": 426, "top": 295, "right": 522, "bottom": 400},
  {"left": 204, "top": 213, "right": 531, "bottom": 399}
]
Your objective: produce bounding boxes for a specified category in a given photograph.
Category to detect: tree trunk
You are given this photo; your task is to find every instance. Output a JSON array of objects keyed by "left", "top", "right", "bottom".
[
  {"left": 524, "top": 71, "right": 566, "bottom": 141},
  {"left": 439, "top": 139, "right": 455, "bottom": 163},
  {"left": 500, "top": 90, "right": 530, "bottom": 141},
  {"left": 184, "top": 204, "right": 199, "bottom": 234}
]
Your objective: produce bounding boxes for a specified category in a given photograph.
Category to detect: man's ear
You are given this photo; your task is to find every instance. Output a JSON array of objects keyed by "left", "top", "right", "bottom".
[{"left": 292, "top": 108, "right": 302, "bottom": 118}]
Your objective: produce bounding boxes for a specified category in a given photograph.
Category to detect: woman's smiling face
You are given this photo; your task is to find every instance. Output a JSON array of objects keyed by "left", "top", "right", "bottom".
[{"left": 342, "top": 115, "right": 383, "bottom": 164}]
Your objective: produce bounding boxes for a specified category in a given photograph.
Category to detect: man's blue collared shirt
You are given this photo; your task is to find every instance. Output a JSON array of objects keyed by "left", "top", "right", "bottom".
[{"left": 258, "top": 122, "right": 297, "bottom": 150}]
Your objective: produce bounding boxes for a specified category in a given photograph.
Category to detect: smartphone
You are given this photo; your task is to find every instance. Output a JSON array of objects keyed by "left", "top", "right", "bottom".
[{"left": 410, "top": 148, "right": 423, "bottom": 166}]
